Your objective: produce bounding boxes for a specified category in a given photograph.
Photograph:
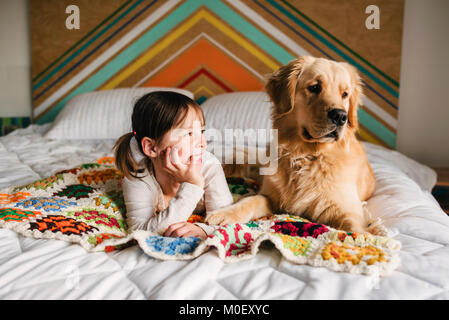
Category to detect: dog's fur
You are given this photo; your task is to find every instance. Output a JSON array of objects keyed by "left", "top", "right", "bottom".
[{"left": 206, "top": 56, "right": 384, "bottom": 235}]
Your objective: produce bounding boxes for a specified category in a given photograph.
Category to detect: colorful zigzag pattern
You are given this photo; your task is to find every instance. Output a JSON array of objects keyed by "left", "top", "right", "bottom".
[{"left": 30, "top": 0, "right": 403, "bottom": 148}]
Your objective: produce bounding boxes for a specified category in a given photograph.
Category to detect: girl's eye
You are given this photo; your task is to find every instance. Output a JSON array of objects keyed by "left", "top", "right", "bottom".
[{"left": 185, "top": 129, "right": 205, "bottom": 136}]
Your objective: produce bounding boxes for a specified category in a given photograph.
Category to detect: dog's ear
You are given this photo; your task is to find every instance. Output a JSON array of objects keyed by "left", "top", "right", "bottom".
[
  {"left": 265, "top": 57, "right": 307, "bottom": 118},
  {"left": 341, "top": 62, "right": 363, "bottom": 130}
]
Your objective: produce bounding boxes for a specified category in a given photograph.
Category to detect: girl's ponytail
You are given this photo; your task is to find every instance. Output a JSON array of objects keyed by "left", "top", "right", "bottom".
[{"left": 113, "top": 132, "right": 140, "bottom": 180}]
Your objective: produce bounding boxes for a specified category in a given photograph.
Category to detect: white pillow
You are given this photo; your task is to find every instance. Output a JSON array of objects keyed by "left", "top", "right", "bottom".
[
  {"left": 44, "top": 87, "right": 194, "bottom": 140},
  {"left": 200, "top": 91, "right": 273, "bottom": 147}
]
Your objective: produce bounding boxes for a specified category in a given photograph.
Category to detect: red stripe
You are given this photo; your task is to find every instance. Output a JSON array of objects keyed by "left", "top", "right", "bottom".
[{"left": 179, "top": 68, "right": 233, "bottom": 92}]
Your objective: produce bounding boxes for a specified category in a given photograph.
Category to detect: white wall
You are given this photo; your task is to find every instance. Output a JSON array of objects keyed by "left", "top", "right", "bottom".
[
  {"left": 0, "top": 0, "right": 31, "bottom": 118},
  {"left": 397, "top": 0, "right": 449, "bottom": 168}
]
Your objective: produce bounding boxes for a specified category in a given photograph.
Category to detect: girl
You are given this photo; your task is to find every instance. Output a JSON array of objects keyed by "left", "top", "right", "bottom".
[{"left": 114, "top": 91, "right": 233, "bottom": 239}]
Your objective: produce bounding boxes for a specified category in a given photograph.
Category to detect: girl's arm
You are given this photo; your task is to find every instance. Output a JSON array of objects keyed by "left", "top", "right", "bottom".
[
  {"left": 193, "top": 155, "right": 234, "bottom": 235},
  {"left": 123, "top": 176, "right": 205, "bottom": 235}
]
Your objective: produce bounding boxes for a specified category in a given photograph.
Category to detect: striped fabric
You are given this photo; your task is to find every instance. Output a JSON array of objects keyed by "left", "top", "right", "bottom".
[
  {"left": 0, "top": 117, "right": 31, "bottom": 137},
  {"left": 30, "top": 0, "right": 403, "bottom": 149}
]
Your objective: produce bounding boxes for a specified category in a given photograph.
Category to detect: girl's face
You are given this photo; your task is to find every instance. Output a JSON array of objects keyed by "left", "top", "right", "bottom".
[{"left": 158, "top": 107, "right": 207, "bottom": 165}]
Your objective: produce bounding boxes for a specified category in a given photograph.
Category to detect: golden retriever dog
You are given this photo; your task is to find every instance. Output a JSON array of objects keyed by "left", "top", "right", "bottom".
[{"left": 206, "top": 56, "right": 385, "bottom": 235}]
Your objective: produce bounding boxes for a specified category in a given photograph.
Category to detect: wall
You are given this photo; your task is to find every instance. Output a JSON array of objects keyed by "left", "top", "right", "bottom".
[
  {"left": 396, "top": 0, "right": 449, "bottom": 168},
  {"left": 0, "top": 0, "right": 31, "bottom": 118},
  {"left": 0, "top": 0, "right": 31, "bottom": 135}
]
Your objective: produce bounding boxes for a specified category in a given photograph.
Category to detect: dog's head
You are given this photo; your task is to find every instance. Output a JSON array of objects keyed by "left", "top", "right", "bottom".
[{"left": 265, "top": 56, "right": 362, "bottom": 144}]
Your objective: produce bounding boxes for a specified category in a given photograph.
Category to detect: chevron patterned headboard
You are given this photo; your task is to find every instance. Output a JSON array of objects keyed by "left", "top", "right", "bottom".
[{"left": 30, "top": 0, "right": 403, "bottom": 149}]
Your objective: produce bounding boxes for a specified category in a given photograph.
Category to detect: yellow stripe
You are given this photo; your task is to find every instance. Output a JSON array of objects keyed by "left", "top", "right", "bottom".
[
  {"left": 358, "top": 127, "right": 383, "bottom": 146},
  {"left": 101, "top": 9, "right": 279, "bottom": 90},
  {"left": 203, "top": 11, "right": 279, "bottom": 71},
  {"left": 193, "top": 85, "right": 215, "bottom": 97}
]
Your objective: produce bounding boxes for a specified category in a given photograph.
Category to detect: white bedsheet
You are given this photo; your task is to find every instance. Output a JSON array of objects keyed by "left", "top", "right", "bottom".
[{"left": 0, "top": 124, "right": 448, "bottom": 300}]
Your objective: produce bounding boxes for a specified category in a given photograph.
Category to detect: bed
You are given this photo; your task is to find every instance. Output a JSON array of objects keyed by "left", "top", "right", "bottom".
[{"left": 1, "top": 89, "right": 448, "bottom": 300}]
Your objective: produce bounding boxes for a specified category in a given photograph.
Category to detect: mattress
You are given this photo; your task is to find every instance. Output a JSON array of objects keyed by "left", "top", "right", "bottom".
[{"left": 0, "top": 124, "right": 448, "bottom": 299}]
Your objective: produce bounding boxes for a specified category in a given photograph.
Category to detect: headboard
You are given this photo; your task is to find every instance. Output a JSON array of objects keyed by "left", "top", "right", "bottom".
[{"left": 30, "top": 0, "right": 403, "bottom": 149}]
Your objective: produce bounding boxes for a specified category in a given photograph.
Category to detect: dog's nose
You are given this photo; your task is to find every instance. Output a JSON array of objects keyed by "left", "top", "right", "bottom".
[{"left": 328, "top": 109, "right": 348, "bottom": 126}]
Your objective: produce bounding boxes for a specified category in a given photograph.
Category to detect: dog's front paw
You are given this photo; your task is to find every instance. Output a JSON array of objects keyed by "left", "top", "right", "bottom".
[{"left": 205, "top": 207, "right": 249, "bottom": 226}]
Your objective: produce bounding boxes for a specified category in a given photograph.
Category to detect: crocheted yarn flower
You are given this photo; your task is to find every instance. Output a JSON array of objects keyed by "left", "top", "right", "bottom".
[
  {"left": 94, "top": 191, "right": 125, "bottom": 214},
  {"left": 145, "top": 235, "right": 201, "bottom": 255},
  {"left": 97, "top": 157, "right": 115, "bottom": 165},
  {"left": 321, "top": 242, "right": 387, "bottom": 265},
  {"left": 88, "top": 233, "right": 124, "bottom": 246},
  {"left": 271, "top": 221, "right": 329, "bottom": 238},
  {"left": 29, "top": 215, "right": 98, "bottom": 236},
  {"left": 272, "top": 233, "right": 312, "bottom": 256},
  {"left": 0, "top": 192, "right": 31, "bottom": 204},
  {"left": 212, "top": 224, "right": 253, "bottom": 257},
  {"left": 77, "top": 168, "right": 122, "bottom": 185},
  {"left": 187, "top": 214, "right": 205, "bottom": 224},
  {"left": 66, "top": 209, "right": 127, "bottom": 232},
  {"left": 53, "top": 184, "right": 96, "bottom": 200},
  {"left": 15, "top": 197, "right": 77, "bottom": 212},
  {"left": 14, "top": 174, "right": 64, "bottom": 191},
  {"left": 0, "top": 208, "right": 42, "bottom": 222}
]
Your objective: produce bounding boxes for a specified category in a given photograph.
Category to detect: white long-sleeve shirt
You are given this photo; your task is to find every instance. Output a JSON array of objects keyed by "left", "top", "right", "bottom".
[{"left": 122, "top": 145, "right": 234, "bottom": 236}]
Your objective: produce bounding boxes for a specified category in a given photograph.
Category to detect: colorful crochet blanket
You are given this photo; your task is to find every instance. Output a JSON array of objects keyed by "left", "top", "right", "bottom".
[{"left": 0, "top": 157, "right": 401, "bottom": 276}]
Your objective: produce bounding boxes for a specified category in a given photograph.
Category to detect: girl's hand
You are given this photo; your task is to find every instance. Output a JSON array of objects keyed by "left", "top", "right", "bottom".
[
  {"left": 160, "top": 146, "right": 205, "bottom": 188},
  {"left": 163, "top": 222, "right": 207, "bottom": 239}
]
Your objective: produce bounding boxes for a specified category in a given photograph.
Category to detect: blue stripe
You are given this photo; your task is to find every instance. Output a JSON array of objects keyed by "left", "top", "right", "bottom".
[
  {"left": 207, "top": 1, "right": 294, "bottom": 64},
  {"left": 363, "top": 81, "right": 398, "bottom": 110},
  {"left": 358, "top": 109, "right": 396, "bottom": 148}
]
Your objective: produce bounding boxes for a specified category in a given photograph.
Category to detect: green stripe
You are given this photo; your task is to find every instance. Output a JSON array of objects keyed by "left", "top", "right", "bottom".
[
  {"left": 267, "top": 0, "right": 399, "bottom": 98},
  {"left": 32, "top": 0, "right": 133, "bottom": 84},
  {"left": 281, "top": 0, "right": 399, "bottom": 88},
  {"left": 358, "top": 109, "right": 396, "bottom": 148},
  {"left": 33, "top": 0, "right": 142, "bottom": 91},
  {"left": 209, "top": 0, "right": 294, "bottom": 64},
  {"left": 0, "top": 117, "right": 31, "bottom": 136},
  {"left": 2, "top": 118, "right": 11, "bottom": 127}
]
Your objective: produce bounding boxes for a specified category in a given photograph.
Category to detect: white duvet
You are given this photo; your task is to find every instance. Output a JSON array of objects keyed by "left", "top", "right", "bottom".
[{"left": 0, "top": 124, "right": 448, "bottom": 300}]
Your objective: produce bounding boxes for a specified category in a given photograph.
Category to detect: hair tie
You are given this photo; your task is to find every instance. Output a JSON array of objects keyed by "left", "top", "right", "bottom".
[{"left": 132, "top": 131, "right": 137, "bottom": 136}]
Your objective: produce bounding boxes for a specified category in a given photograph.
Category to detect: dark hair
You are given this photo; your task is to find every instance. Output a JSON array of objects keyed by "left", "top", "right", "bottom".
[{"left": 113, "top": 91, "right": 204, "bottom": 179}]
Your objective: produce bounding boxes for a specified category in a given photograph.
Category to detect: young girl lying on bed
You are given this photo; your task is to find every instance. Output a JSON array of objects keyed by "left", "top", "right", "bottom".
[{"left": 114, "top": 91, "right": 233, "bottom": 240}]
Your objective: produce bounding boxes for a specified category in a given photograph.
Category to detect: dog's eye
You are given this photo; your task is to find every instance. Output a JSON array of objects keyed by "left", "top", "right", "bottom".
[
  {"left": 342, "top": 91, "right": 348, "bottom": 98},
  {"left": 307, "top": 83, "right": 321, "bottom": 94}
]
